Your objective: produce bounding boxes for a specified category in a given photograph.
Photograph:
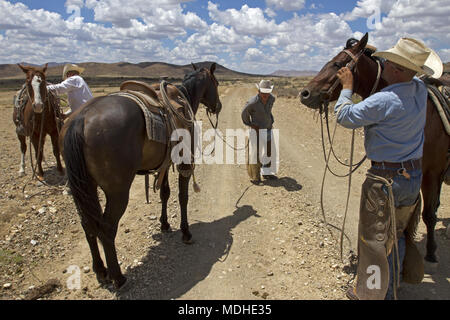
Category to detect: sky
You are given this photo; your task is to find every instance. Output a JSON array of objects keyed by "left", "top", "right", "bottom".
[{"left": 0, "top": 0, "right": 449, "bottom": 74}]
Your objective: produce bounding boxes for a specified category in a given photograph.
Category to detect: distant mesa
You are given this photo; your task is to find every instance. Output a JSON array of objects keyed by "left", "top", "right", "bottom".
[
  {"left": 270, "top": 69, "right": 317, "bottom": 77},
  {"left": 0, "top": 61, "right": 266, "bottom": 80}
]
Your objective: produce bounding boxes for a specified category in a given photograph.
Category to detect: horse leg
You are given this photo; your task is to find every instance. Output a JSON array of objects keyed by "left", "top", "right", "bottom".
[
  {"left": 178, "top": 173, "right": 192, "bottom": 244},
  {"left": 31, "top": 133, "right": 45, "bottom": 179},
  {"left": 159, "top": 171, "right": 171, "bottom": 232},
  {"left": 80, "top": 219, "right": 109, "bottom": 284},
  {"left": 50, "top": 131, "right": 64, "bottom": 175},
  {"left": 421, "top": 173, "right": 442, "bottom": 263},
  {"left": 97, "top": 191, "right": 129, "bottom": 289},
  {"left": 18, "top": 134, "right": 27, "bottom": 176}
]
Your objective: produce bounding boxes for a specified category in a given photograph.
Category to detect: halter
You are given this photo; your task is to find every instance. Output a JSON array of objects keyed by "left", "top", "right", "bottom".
[{"left": 320, "top": 49, "right": 364, "bottom": 110}]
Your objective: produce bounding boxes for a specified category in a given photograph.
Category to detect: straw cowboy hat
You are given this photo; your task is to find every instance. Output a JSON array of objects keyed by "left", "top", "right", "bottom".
[
  {"left": 256, "top": 79, "right": 274, "bottom": 93},
  {"left": 63, "top": 63, "right": 85, "bottom": 80},
  {"left": 373, "top": 38, "right": 443, "bottom": 78}
]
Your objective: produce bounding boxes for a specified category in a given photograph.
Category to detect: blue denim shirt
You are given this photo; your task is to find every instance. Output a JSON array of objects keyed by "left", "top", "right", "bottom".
[{"left": 334, "top": 77, "right": 427, "bottom": 162}]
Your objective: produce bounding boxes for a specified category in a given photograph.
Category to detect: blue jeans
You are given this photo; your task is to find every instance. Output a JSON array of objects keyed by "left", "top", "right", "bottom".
[{"left": 377, "top": 167, "right": 422, "bottom": 299}]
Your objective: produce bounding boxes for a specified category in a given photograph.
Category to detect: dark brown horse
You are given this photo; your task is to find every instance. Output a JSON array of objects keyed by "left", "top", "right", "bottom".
[
  {"left": 13, "top": 64, "right": 64, "bottom": 180},
  {"left": 60, "top": 63, "right": 222, "bottom": 289},
  {"left": 300, "top": 33, "right": 449, "bottom": 264}
]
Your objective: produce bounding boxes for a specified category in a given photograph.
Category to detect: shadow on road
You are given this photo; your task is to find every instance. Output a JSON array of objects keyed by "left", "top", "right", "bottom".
[
  {"left": 116, "top": 205, "right": 259, "bottom": 299},
  {"left": 261, "top": 176, "right": 302, "bottom": 192},
  {"left": 399, "top": 217, "right": 450, "bottom": 300}
]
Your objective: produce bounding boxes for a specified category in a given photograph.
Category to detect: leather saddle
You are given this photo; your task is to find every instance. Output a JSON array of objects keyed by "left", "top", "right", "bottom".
[{"left": 120, "top": 80, "right": 162, "bottom": 111}]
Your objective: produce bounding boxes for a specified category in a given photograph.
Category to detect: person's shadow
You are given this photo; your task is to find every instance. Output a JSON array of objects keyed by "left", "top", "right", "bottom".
[
  {"left": 116, "top": 205, "right": 259, "bottom": 299},
  {"left": 261, "top": 176, "right": 302, "bottom": 192}
]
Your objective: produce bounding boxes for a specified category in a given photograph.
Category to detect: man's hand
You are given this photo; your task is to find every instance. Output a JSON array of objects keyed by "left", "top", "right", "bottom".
[{"left": 337, "top": 67, "right": 354, "bottom": 91}]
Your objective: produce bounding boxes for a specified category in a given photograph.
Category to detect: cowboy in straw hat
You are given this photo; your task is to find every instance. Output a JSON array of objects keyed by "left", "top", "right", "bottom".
[
  {"left": 334, "top": 37, "right": 443, "bottom": 300},
  {"left": 47, "top": 63, "right": 93, "bottom": 116},
  {"left": 242, "top": 79, "right": 278, "bottom": 183}
]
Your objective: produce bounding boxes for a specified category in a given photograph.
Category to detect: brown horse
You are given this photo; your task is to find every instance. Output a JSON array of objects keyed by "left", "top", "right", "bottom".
[
  {"left": 300, "top": 33, "right": 449, "bottom": 264},
  {"left": 13, "top": 64, "right": 64, "bottom": 180},
  {"left": 60, "top": 63, "right": 222, "bottom": 289}
]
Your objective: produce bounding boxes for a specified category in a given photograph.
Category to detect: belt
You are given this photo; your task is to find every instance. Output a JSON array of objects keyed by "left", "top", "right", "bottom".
[{"left": 371, "top": 158, "right": 422, "bottom": 171}]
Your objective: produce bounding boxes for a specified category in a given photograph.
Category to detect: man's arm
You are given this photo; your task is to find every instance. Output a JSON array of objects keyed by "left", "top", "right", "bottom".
[
  {"left": 335, "top": 67, "right": 387, "bottom": 129},
  {"left": 241, "top": 102, "right": 254, "bottom": 127},
  {"left": 47, "top": 77, "right": 79, "bottom": 95}
]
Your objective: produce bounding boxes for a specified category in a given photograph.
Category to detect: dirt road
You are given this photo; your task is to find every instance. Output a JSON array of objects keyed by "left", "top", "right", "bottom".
[{"left": 0, "top": 83, "right": 449, "bottom": 300}]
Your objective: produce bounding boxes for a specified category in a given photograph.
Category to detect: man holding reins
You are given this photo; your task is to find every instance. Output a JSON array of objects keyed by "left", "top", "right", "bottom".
[
  {"left": 242, "top": 79, "right": 278, "bottom": 183},
  {"left": 334, "top": 38, "right": 443, "bottom": 300}
]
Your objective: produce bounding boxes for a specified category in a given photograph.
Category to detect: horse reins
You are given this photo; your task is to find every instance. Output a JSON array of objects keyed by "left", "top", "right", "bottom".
[{"left": 318, "top": 49, "right": 382, "bottom": 261}]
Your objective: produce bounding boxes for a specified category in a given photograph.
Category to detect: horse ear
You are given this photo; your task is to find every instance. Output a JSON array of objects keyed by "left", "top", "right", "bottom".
[
  {"left": 18, "top": 64, "right": 29, "bottom": 74},
  {"left": 42, "top": 63, "right": 48, "bottom": 74},
  {"left": 191, "top": 62, "right": 197, "bottom": 70},
  {"left": 210, "top": 62, "right": 216, "bottom": 75},
  {"left": 356, "top": 32, "right": 369, "bottom": 52}
]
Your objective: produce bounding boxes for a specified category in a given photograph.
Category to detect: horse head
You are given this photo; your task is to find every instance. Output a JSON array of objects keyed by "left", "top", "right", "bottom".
[
  {"left": 18, "top": 63, "right": 48, "bottom": 114},
  {"left": 300, "top": 33, "right": 369, "bottom": 110},
  {"left": 187, "top": 62, "right": 222, "bottom": 115}
]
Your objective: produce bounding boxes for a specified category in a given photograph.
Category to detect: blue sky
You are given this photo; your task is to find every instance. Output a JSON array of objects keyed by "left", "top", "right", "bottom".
[{"left": 1, "top": 0, "right": 449, "bottom": 74}]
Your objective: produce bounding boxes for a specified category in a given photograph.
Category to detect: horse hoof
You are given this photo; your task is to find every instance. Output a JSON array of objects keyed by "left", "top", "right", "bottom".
[
  {"left": 424, "top": 260, "right": 438, "bottom": 275},
  {"left": 182, "top": 235, "right": 194, "bottom": 245},
  {"left": 161, "top": 224, "right": 172, "bottom": 233},
  {"left": 113, "top": 276, "right": 128, "bottom": 290}
]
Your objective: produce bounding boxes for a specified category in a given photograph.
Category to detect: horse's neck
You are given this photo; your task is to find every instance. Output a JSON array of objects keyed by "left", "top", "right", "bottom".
[
  {"left": 355, "top": 56, "right": 387, "bottom": 99},
  {"left": 182, "top": 78, "right": 201, "bottom": 114}
]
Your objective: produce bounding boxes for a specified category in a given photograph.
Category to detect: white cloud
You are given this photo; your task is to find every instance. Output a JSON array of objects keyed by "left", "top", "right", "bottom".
[
  {"left": 85, "top": 0, "right": 206, "bottom": 31},
  {"left": 342, "top": 0, "right": 396, "bottom": 21},
  {"left": 366, "top": 0, "right": 450, "bottom": 56},
  {"left": 266, "top": 0, "right": 305, "bottom": 11},
  {"left": 0, "top": 0, "right": 448, "bottom": 74},
  {"left": 208, "top": 2, "right": 279, "bottom": 37}
]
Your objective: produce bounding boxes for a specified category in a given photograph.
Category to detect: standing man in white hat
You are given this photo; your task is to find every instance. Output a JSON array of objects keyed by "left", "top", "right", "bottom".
[
  {"left": 47, "top": 63, "right": 93, "bottom": 116},
  {"left": 334, "top": 37, "right": 443, "bottom": 300},
  {"left": 242, "top": 79, "right": 277, "bottom": 183}
]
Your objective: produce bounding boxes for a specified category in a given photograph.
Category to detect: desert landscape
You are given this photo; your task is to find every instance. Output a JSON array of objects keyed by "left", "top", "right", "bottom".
[{"left": 0, "top": 71, "right": 449, "bottom": 300}]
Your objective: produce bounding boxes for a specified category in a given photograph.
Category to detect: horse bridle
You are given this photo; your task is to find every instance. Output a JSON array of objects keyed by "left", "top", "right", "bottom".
[{"left": 319, "top": 49, "right": 364, "bottom": 113}]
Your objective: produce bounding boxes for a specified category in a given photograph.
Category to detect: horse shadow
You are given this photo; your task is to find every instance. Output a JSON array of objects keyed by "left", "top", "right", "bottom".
[
  {"left": 42, "top": 167, "right": 67, "bottom": 186},
  {"left": 116, "top": 205, "right": 259, "bottom": 299},
  {"left": 398, "top": 217, "right": 450, "bottom": 300},
  {"left": 261, "top": 176, "right": 302, "bottom": 192}
]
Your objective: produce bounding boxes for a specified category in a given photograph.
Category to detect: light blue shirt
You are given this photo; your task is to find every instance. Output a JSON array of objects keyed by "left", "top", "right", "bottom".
[{"left": 334, "top": 77, "right": 427, "bottom": 162}]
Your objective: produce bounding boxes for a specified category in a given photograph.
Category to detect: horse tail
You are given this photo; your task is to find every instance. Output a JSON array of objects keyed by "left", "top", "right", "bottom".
[{"left": 63, "top": 114, "right": 103, "bottom": 234}]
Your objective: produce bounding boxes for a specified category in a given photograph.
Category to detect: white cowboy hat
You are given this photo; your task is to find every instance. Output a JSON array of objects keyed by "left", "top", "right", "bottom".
[
  {"left": 256, "top": 79, "right": 274, "bottom": 93},
  {"left": 63, "top": 63, "right": 85, "bottom": 80},
  {"left": 373, "top": 38, "right": 443, "bottom": 78}
]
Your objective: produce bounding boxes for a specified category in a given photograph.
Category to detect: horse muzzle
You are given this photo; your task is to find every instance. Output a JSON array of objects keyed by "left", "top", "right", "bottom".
[
  {"left": 215, "top": 101, "right": 222, "bottom": 114},
  {"left": 300, "top": 89, "right": 321, "bottom": 110}
]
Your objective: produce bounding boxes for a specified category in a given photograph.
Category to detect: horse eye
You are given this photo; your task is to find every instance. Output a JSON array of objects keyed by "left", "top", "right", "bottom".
[{"left": 333, "top": 62, "right": 343, "bottom": 69}]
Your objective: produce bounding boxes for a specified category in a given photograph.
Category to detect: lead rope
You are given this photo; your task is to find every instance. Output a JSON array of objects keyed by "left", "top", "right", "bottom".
[
  {"left": 319, "top": 59, "right": 382, "bottom": 261},
  {"left": 160, "top": 81, "right": 200, "bottom": 192}
]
